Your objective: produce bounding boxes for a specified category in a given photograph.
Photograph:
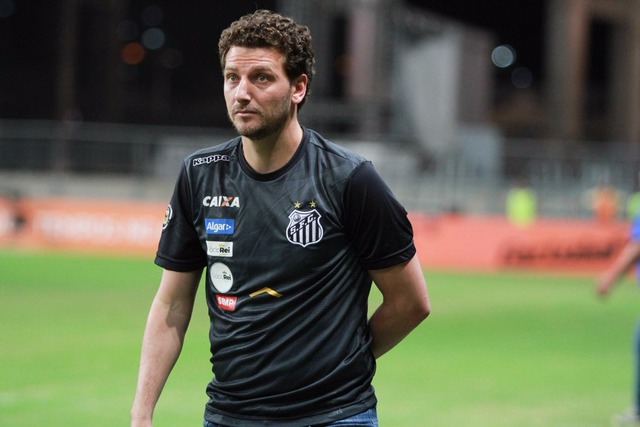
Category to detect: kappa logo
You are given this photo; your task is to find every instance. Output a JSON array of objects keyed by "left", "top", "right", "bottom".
[
  {"left": 192, "top": 154, "right": 230, "bottom": 166},
  {"left": 203, "top": 195, "right": 240, "bottom": 208},
  {"left": 286, "top": 209, "right": 323, "bottom": 247}
]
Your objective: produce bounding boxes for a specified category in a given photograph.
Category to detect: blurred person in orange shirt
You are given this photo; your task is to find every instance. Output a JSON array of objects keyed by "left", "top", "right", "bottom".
[{"left": 585, "top": 177, "right": 622, "bottom": 223}]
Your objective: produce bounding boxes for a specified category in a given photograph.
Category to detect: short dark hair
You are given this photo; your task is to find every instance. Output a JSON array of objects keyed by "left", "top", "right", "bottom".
[{"left": 218, "top": 9, "right": 315, "bottom": 108}]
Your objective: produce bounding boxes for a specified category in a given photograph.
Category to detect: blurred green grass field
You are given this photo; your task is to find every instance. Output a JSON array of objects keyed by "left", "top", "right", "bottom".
[{"left": 0, "top": 249, "right": 638, "bottom": 426}]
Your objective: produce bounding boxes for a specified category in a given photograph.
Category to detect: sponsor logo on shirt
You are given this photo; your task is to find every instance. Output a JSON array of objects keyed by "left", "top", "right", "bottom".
[
  {"left": 249, "top": 287, "right": 282, "bottom": 298},
  {"left": 205, "top": 218, "right": 235, "bottom": 235},
  {"left": 162, "top": 204, "right": 173, "bottom": 229},
  {"left": 192, "top": 154, "right": 230, "bottom": 166},
  {"left": 210, "top": 262, "right": 233, "bottom": 293},
  {"left": 286, "top": 209, "right": 323, "bottom": 247},
  {"left": 203, "top": 195, "right": 240, "bottom": 208},
  {"left": 206, "top": 241, "right": 233, "bottom": 257},
  {"left": 216, "top": 294, "right": 237, "bottom": 311}
]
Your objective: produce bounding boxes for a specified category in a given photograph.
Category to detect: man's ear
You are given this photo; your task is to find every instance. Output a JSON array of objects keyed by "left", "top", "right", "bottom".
[{"left": 291, "top": 74, "right": 308, "bottom": 105}]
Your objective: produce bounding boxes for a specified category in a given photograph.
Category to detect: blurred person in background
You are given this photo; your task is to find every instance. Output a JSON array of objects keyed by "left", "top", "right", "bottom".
[
  {"left": 0, "top": 189, "right": 26, "bottom": 238},
  {"left": 626, "top": 172, "right": 640, "bottom": 221},
  {"left": 585, "top": 176, "right": 622, "bottom": 223},
  {"left": 506, "top": 176, "right": 537, "bottom": 227},
  {"left": 596, "top": 171, "right": 640, "bottom": 426},
  {"left": 131, "top": 9, "right": 430, "bottom": 427}
]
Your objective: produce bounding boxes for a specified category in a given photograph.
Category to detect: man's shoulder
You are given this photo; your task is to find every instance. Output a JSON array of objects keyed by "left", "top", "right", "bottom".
[
  {"left": 185, "top": 137, "right": 239, "bottom": 169},
  {"left": 305, "top": 128, "right": 367, "bottom": 167}
]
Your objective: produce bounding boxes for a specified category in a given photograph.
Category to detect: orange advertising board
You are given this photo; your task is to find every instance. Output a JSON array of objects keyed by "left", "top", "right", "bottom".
[
  {"left": 0, "top": 196, "right": 630, "bottom": 273},
  {"left": 0, "top": 196, "right": 165, "bottom": 256},
  {"left": 409, "top": 212, "right": 629, "bottom": 272}
]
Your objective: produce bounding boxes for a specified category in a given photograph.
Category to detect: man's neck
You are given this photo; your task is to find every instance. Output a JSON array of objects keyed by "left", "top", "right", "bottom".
[{"left": 241, "top": 122, "right": 303, "bottom": 174}]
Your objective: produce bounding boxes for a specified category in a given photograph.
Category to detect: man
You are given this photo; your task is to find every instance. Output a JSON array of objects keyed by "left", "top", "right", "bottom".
[
  {"left": 597, "top": 207, "right": 640, "bottom": 426},
  {"left": 131, "top": 9, "right": 430, "bottom": 427}
]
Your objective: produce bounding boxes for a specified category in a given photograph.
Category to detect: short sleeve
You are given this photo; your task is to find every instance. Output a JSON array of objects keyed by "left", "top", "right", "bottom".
[
  {"left": 342, "top": 161, "right": 416, "bottom": 270},
  {"left": 155, "top": 164, "right": 207, "bottom": 271}
]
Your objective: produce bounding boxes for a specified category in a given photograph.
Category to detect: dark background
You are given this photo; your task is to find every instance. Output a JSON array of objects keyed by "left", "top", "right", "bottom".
[{"left": 2, "top": 0, "right": 600, "bottom": 129}]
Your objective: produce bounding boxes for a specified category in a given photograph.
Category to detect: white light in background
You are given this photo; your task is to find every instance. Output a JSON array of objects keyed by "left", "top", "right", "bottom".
[{"left": 491, "top": 44, "right": 516, "bottom": 68}]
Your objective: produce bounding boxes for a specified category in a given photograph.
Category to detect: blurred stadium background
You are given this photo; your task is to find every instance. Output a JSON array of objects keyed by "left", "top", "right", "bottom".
[
  {"left": 2, "top": 0, "right": 639, "bottom": 217},
  {"left": 3, "top": 1, "right": 640, "bottom": 425}
]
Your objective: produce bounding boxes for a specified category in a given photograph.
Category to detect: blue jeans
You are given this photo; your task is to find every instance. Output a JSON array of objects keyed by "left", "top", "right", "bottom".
[{"left": 203, "top": 407, "right": 378, "bottom": 426}]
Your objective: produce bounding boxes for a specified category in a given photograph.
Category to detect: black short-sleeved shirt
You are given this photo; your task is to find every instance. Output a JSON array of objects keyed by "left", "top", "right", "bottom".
[{"left": 156, "top": 128, "right": 416, "bottom": 426}]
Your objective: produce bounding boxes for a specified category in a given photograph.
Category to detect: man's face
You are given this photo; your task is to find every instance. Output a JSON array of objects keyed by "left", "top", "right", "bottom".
[{"left": 223, "top": 46, "right": 295, "bottom": 140}]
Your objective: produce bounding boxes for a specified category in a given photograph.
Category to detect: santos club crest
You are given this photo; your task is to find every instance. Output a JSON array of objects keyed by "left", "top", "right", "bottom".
[{"left": 286, "top": 209, "right": 323, "bottom": 247}]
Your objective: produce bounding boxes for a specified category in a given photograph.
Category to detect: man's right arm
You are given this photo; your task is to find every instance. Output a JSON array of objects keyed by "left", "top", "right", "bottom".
[
  {"left": 596, "top": 241, "right": 640, "bottom": 296},
  {"left": 131, "top": 268, "right": 202, "bottom": 427}
]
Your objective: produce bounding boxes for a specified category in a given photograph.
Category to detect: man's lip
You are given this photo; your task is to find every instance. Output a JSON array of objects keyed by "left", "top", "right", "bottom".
[{"left": 234, "top": 109, "right": 257, "bottom": 115}]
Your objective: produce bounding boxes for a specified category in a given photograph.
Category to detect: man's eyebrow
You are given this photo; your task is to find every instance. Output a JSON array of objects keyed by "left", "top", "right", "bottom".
[{"left": 224, "top": 64, "right": 276, "bottom": 73}]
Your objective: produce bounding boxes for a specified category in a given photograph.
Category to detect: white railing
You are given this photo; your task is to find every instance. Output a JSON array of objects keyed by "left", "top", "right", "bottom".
[{"left": 0, "top": 119, "right": 637, "bottom": 218}]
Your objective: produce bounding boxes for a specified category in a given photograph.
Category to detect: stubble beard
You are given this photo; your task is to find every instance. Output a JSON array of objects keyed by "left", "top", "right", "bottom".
[
  {"left": 229, "top": 93, "right": 292, "bottom": 141},
  {"left": 233, "top": 111, "right": 288, "bottom": 141}
]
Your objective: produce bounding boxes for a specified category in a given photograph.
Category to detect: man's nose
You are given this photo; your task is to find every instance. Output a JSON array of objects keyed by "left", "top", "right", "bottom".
[{"left": 234, "top": 78, "right": 251, "bottom": 102}]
